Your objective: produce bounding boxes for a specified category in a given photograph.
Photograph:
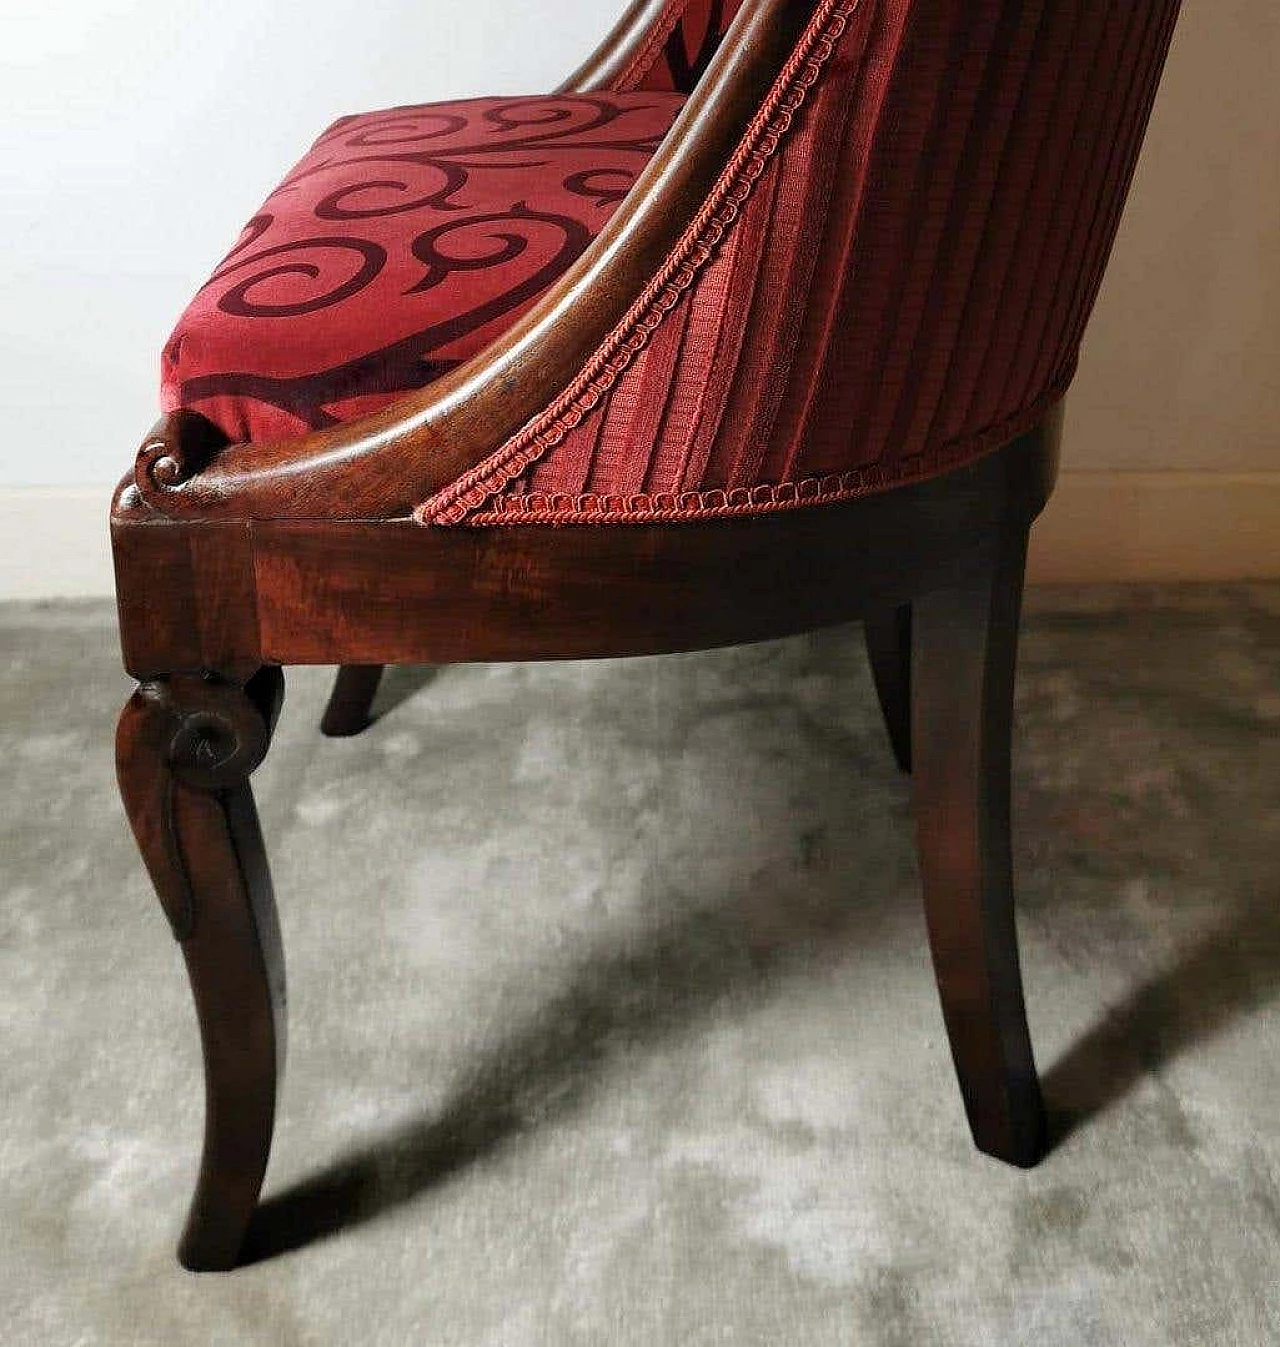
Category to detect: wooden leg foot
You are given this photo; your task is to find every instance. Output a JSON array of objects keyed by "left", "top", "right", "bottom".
[
  {"left": 116, "top": 668, "right": 286, "bottom": 1270},
  {"left": 911, "top": 532, "right": 1046, "bottom": 1167}
]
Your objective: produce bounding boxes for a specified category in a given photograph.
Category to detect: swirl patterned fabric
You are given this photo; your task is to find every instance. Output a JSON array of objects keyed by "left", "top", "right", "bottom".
[{"left": 161, "top": 93, "right": 686, "bottom": 444}]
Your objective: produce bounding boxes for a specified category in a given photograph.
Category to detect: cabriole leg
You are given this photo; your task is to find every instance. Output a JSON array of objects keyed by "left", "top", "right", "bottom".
[
  {"left": 116, "top": 668, "right": 286, "bottom": 1270},
  {"left": 911, "top": 530, "right": 1046, "bottom": 1167}
]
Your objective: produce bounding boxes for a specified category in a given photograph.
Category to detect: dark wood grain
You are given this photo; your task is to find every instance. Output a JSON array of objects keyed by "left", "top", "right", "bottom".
[
  {"left": 114, "top": 421, "right": 1058, "bottom": 675},
  {"left": 911, "top": 528, "right": 1046, "bottom": 1166},
  {"left": 113, "top": 414, "right": 1057, "bottom": 1264},
  {"left": 116, "top": 669, "right": 286, "bottom": 1271},
  {"left": 115, "top": 418, "right": 1059, "bottom": 1270}
]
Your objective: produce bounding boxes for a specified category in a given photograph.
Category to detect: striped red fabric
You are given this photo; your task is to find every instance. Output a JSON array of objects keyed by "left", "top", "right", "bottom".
[
  {"left": 426, "top": 0, "right": 1182, "bottom": 526},
  {"left": 622, "top": 1, "right": 750, "bottom": 92}
]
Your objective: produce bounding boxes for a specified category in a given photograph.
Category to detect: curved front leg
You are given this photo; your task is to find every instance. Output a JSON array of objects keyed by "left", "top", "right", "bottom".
[{"left": 116, "top": 668, "right": 286, "bottom": 1271}]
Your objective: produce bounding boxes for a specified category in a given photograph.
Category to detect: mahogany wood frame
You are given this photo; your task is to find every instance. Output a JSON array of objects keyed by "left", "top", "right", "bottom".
[{"left": 114, "top": 0, "right": 1061, "bottom": 1271}]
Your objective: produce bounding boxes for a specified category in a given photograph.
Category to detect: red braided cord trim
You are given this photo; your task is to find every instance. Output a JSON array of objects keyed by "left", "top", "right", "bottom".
[
  {"left": 415, "top": 0, "right": 861, "bottom": 528},
  {"left": 463, "top": 374, "right": 1074, "bottom": 526},
  {"left": 614, "top": 0, "right": 690, "bottom": 92}
]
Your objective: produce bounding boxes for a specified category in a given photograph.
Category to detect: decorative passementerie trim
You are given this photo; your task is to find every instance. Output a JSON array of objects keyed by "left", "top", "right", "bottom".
[
  {"left": 463, "top": 375, "right": 1075, "bottom": 526},
  {"left": 615, "top": 0, "right": 690, "bottom": 92},
  {"left": 415, "top": 0, "right": 862, "bottom": 528}
]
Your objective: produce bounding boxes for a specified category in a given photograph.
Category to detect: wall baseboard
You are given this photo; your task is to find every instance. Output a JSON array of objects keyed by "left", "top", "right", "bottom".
[
  {"left": 1, "top": 472, "right": 1276, "bottom": 601},
  {"left": 1, "top": 488, "right": 115, "bottom": 600},
  {"left": 1027, "top": 470, "right": 1280, "bottom": 584}
]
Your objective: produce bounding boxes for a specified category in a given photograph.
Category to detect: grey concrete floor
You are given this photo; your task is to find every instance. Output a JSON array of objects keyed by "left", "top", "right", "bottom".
[{"left": 1, "top": 588, "right": 1278, "bottom": 1346}]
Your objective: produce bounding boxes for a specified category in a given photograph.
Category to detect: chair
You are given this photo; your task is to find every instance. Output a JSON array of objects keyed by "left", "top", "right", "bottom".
[{"left": 113, "top": 0, "right": 1182, "bottom": 1270}]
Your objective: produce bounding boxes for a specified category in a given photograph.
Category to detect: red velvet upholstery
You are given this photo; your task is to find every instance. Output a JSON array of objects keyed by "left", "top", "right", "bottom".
[
  {"left": 420, "top": 0, "right": 1182, "bottom": 525},
  {"left": 165, "top": 0, "right": 1180, "bottom": 527},
  {"left": 161, "top": 93, "right": 686, "bottom": 443}
]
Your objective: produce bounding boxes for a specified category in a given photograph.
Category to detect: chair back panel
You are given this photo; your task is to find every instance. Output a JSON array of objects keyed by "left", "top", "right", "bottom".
[
  {"left": 463, "top": 0, "right": 1184, "bottom": 522},
  {"left": 632, "top": 1, "right": 751, "bottom": 91}
]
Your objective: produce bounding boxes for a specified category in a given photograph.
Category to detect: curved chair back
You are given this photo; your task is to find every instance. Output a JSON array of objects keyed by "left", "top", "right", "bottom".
[
  {"left": 494, "top": 0, "right": 1181, "bottom": 523},
  {"left": 632, "top": 0, "right": 751, "bottom": 90}
]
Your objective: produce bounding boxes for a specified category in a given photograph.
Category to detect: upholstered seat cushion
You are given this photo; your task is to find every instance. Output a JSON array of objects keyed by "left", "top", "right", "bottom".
[{"left": 162, "top": 92, "right": 686, "bottom": 444}]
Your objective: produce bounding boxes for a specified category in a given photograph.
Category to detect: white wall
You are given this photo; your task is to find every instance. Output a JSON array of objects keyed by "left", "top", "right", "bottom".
[
  {"left": 1, "top": 0, "right": 1277, "bottom": 593},
  {"left": 0, "top": 0, "right": 608, "bottom": 488}
]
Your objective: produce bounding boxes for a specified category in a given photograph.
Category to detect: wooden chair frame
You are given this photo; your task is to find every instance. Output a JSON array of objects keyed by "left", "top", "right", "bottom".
[{"left": 114, "top": 0, "right": 1059, "bottom": 1270}]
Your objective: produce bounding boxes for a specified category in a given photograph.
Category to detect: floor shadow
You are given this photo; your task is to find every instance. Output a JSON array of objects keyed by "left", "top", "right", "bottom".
[
  {"left": 242, "top": 780, "right": 907, "bottom": 1262},
  {"left": 371, "top": 664, "right": 441, "bottom": 723},
  {"left": 1042, "top": 891, "right": 1280, "bottom": 1148},
  {"left": 244, "top": 629, "right": 1280, "bottom": 1263},
  {"left": 243, "top": 859, "right": 1280, "bottom": 1263}
]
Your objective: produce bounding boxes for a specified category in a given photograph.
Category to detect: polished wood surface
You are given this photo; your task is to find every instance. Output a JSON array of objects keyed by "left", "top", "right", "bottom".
[
  {"left": 320, "top": 665, "right": 385, "bottom": 738},
  {"left": 116, "top": 669, "right": 286, "bottom": 1271},
  {"left": 114, "top": 414, "right": 1059, "bottom": 1268},
  {"left": 558, "top": 0, "right": 674, "bottom": 92},
  {"left": 912, "top": 527, "right": 1046, "bottom": 1165}
]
